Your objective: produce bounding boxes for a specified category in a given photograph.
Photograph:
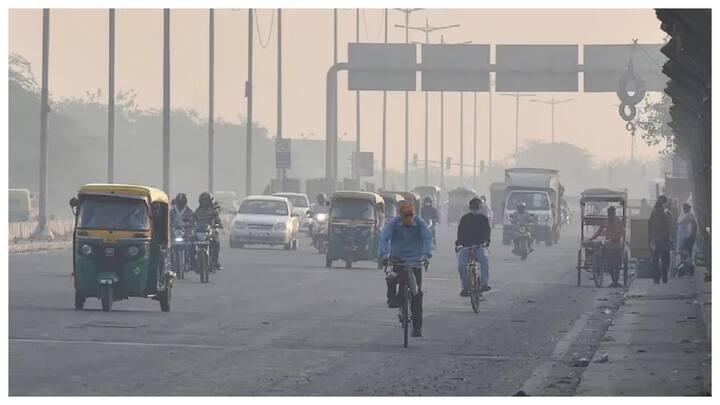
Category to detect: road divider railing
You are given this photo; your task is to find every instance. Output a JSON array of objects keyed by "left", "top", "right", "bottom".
[{"left": 8, "top": 219, "right": 74, "bottom": 243}]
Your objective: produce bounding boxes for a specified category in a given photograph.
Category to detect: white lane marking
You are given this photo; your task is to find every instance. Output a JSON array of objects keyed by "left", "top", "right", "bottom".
[{"left": 10, "top": 337, "right": 247, "bottom": 351}]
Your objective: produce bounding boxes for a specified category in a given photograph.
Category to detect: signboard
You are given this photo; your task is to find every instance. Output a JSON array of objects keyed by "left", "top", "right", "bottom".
[
  {"left": 354, "top": 151, "right": 374, "bottom": 177},
  {"left": 496, "top": 45, "right": 579, "bottom": 92},
  {"left": 583, "top": 44, "right": 668, "bottom": 92},
  {"left": 421, "top": 44, "right": 490, "bottom": 91},
  {"left": 348, "top": 43, "right": 417, "bottom": 91},
  {"left": 275, "top": 138, "right": 291, "bottom": 170}
]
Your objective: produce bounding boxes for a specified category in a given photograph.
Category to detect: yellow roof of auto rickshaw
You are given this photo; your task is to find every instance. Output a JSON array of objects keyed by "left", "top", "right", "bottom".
[
  {"left": 580, "top": 188, "right": 627, "bottom": 203},
  {"left": 78, "top": 184, "right": 169, "bottom": 204},
  {"left": 332, "top": 190, "right": 384, "bottom": 205}
]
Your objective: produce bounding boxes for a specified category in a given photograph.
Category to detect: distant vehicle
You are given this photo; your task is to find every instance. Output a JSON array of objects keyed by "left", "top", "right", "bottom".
[
  {"left": 502, "top": 168, "right": 563, "bottom": 247},
  {"left": 412, "top": 185, "right": 442, "bottom": 208},
  {"left": 273, "top": 192, "right": 311, "bottom": 232},
  {"left": 214, "top": 191, "right": 238, "bottom": 215},
  {"left": 447, "top": 187, "right": 478, "bottom": 225},
  {"left": 9, "top": 188, "right": 31, "bottom": 222},
  {"left": 230, "top": 196, "right": 299, "bottom": 250},
  {"left": 489, "top": 182, "right": 505, "bottom": 227},
  {"left": 378, "top": 191, "right": 405, "bottom": 225}
]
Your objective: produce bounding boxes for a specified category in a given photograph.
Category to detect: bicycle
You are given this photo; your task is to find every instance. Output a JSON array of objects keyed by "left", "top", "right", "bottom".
[
  {"left": 383, "top": 257, "right": 428, "bottom": 348},
  {"left": 456, "top": 244, "right": 488, "bottom": 313}
]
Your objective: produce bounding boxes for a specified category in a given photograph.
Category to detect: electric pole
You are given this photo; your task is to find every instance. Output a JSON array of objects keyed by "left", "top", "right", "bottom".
[
  {"left": 332, "top": 9, "right": 338, "bottom": 180},
  {"left": 488, "top": 78, "right": 493, "bottom": 183},
  {"left": 33, "top": 8, "right": 51, "bottom": 240},
  {"left": 459, "top": 92, "right": 464, "bottom": 185},
  {"left": 393, "top": 8, "right": 422, "bottom": 190},
  {"left": 529, "top": 94, "right": 574, "bottom": 143},
  {"left": 163, "top": 8, "right": 170, "bottom": 194},
  {"left": 246, "top": 9, "right": 254, "bottom": 196},
  {"left": 355, "top": 8, "right": 361, "bottom": 180},
  {"left": 108, "top": 9, "right": 115, "bottom": 183},
  {"left": 208, "top": 9, "right": 215, "bottom": 192},
  {"left": 399, "top": 19, "right": 460, "bottom": 186},
  {"left": 473, "top": 91, "right": 477, "bottom": 191},
  {"left": 500, "top": 92, "right": 536, "bottom": 153}
]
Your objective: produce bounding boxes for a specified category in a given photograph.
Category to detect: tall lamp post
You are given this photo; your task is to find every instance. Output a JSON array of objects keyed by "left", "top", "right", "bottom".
[
  {"left": 499, "top": 92, "right": 536, "bottom": 153},
  {"left": 529, "top": 94, "right": 574, "bottom": 143}
]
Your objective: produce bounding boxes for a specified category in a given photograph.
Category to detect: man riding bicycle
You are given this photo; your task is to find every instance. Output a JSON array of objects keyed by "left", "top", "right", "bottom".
[
  {"left": 379, "top": 201, "right": 433, "bottom": 337},
  {"left": 456, "top": 197, "right": 492, "bottom": 296}
]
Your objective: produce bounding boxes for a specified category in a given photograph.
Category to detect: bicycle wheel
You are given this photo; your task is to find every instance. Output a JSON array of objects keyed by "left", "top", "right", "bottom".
[
  {"left": 469, "top": 263, "right": 480, "bottom": 313},
  {"left": 592, "top": 252, "right": 605, "bottom": 288},
  {"left": 401, "top": 281, "right": 410, "bottom": 348}
]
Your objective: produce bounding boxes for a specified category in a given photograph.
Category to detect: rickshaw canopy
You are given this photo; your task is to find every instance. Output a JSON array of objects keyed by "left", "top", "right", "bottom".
[
  {"left": 379, "top": 192, "right": 405, "bottom": 204},
  {"left": 580, "top": 188, "right": 628, "bottom": 204},
  {"left": 78, "top": 184, "right": 169, "bottom": 205},
  {"left": 331, "top": 190, "right": 384, "bottom": 206}
]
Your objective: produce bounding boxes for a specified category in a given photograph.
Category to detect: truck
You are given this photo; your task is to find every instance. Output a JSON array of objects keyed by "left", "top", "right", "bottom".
[
  {"left": 489, "top": 182, "right": 506, "bottom": 227},
  {"left": 502, "top": 168, "right": 563, "bottom": 247}
]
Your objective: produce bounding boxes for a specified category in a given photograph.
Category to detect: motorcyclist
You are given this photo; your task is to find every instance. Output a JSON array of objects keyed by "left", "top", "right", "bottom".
[
  {"left": 511, "top": 203, "right": 534, "bottom": 254},
  {"left": 309, "top": 193, "right": 330, "bottom": 243},
  {"left": 379, "top": 201, "right": 433, "bottom": 337},
  {"left": 455, "top": 197, "right": 492, "bottom": 296},
  {"left": 194, "top": 192, "right": 224, "bottom": 271},
  {"left": 170, "top": 193, "right": 194, "bottom": 229},
  {"left": 478, "top": 195, "right": 493, "bottom": 222},
  {"left": 420, "top": 197, "right": 440, "bottom": 246}
]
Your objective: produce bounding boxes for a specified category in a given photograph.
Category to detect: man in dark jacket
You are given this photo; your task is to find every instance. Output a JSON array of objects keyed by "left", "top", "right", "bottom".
[
  {"left": 455, "top": 197, "right": 492, "bottom": 296},
  {"left": 648, "top": 197, "right": 674, "bottom": 283}
]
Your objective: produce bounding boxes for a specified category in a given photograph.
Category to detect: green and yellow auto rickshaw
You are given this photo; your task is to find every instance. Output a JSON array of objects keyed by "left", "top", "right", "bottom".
[
  {"left": 413, "top": 185, "right": 442, "bottom": 208},
  {"left": 69, "top": 184, "right": 173, "bottom": 312},
  {"left": 326, "top": 191, "right": 385, "bottom": 269}
]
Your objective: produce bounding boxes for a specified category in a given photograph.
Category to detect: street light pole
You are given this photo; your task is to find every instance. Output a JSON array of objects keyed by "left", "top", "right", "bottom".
[
  {"left": 355, "top": 8, "right": 361, "bottom": 180},
  {"left": 473, "top": 91, "right": 477, "bottom": 190},
  {"left": 108, "top": 9, "right": 115, "bottom": 184},
  {"left": 209, "top": 9, "right": 215, "bottom": 192},
  {"left": 162, "top": 8, "right": 170, "bottom": 194},
  {"left": 500, "top": 92, "right": 536, "bottom": 153},
  {"left": 277, "top": 8, "right": 284, "bottom": 181},
  {"left": 529, "top": 94, "right": 574, "bottom": 143},
  {"left": 245, "top": 9, "right": 254, "bottom": 196},
  {"left": 393, "top": 8, "right": 422, "bottom": 190},
  {"left": 381, "top": 9, "right": 387, "bottom": 189},
  {"left": 459, "top": 92, "right": 464, "bottom": 185},
  {"left": 34, "top": 8, "right": 51, "bottom": 240},
  {"left": 398, "top": 20, "right": 460, "bottom": 186}
]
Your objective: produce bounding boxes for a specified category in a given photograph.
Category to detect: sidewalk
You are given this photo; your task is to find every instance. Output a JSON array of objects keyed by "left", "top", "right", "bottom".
[
  {"left": 8, "top": 240, "right": 71, "bottom": 254},
  {"left": 575, "top": 275, "right": 711, "bottom": 396}
]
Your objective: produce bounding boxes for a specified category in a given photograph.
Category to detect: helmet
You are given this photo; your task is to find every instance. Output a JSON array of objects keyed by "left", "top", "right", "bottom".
[
  {"left": 199, "top": 192, "right": 212, "bottom": 207},
  {"left": 517, "top": 203, "right": 526, "bottom": 212},
  {"left": 175, "top": 193, "right": 188, "bottom": 209},
  {"left": 316, "top": 193, "right": 327, "bottom": 205},
  {"left": 423, "top": 196, "right": 433, "bottom": 206}
]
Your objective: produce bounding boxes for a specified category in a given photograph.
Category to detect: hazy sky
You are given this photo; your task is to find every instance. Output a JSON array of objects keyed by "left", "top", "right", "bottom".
[{"left": 9, "top": 8, "right": 666, "bottom": 175}]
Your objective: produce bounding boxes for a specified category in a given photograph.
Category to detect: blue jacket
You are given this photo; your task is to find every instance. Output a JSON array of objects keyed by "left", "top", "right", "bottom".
[{"left": 378, "top": 216, "right": 433, "bottom": 264}]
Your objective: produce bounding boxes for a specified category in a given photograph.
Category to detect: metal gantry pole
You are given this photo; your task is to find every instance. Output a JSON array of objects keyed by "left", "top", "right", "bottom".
[
  {"left": 107, "top": 8, "right": 115, "bottom": 183},
  {"left": 35, "top": 8, "right": 51, "bottom": 239},
  {"left": 163, "top": 8, "right": 170, "bottom": 194},
  {"left": 246, "top": 9, "right": 254, "bottom": 196},
  {"left": 277, "top": 8, "right": 284, "bottom": 180},
  {"left": 440, "top": 90, "right": 444, "bottom": 191},
  {"left": 333, "top": 9, "right": 338, "bottom": 180},
  {"left": 208, "top": 9, "right": 215, "bottom": 192},
  {"left": 459, "top": 92, "right": 464, "bottom": 185},
  {"left": 488, "top": 86, "right": 493, "bottom": 181},
  {"left": 404, "top": 13, "right": 409, "bottom": 190}
]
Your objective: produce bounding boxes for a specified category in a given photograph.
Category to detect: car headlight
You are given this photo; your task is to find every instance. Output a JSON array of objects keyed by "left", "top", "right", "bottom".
[
  {"left": 234, "top": 221, "right": 248, "bottom": 230},
  {"left": 128, "top": 245, "right": 140, "bottom": 257},
  {"left": 80, "top": 244, "right": 92, "bottom": 256},
  {"left": 274, "top": 222, "right": 287, "bottom": 231},
  {"left": 316, "top": 213, "right": 328, "bottom": 222}
]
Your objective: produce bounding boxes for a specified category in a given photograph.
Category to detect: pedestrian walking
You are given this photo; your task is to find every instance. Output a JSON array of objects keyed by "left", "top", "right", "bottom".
[{"left": 648, "top": 197, "right": 674, "bottom": 283}]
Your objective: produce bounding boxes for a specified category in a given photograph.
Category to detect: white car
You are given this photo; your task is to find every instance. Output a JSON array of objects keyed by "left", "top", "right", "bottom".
[
  {"left": 229, "top": 196, "right": 299, "bottom": 250},
  {"left": 273, "top": 192, "right": 311, "bottom": 232}
]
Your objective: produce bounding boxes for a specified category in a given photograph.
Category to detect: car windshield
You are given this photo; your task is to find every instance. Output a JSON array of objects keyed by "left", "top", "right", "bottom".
[
  {"left": 277, "top": 194, "right": 308, "bottom": 208},
  {"left": 78, "top": 197, "right": 150, "bottom": 231},
  {"left": 507, "top": 192, "right": 550, "bottom": 210},
  {"left": 239, "top": 199, "right": 288, "bottom": 216},
  {"left": 332, "top": 199, "right": 374, "bottom": 220}
]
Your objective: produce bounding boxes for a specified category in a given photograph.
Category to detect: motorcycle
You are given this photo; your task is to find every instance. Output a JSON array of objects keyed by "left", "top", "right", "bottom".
[
  {"left": 426, "top": 219, "right": 437, "bottom": 248},
  {"left": 512, "top": 224, "right": 533, "bottom": 260},
  {"left": 170, "top": 226, "right": 189, "bottom": 279},
  {"left": 189, "top": 223, "right": 215, "bottom": 283},
  {"left": 308, "top": 211, "right": 329, "bottom": 254}
]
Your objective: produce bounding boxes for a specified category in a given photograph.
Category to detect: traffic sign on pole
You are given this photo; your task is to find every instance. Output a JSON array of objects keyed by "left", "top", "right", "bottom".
[
  {"left": 496, "top": 45, "right": 578, "bottom": 92},
  {"left": 348, "top": 43, "right": 417, "bottom": 91},
  {"left": 583, "top": 44, "right": 667, "bottom": 92},
  {"left": 421, "top": 44, "right": 490, "bottom": 91},
  {"left": 276, "top": 138, "right": 291, "bottom": 170}
]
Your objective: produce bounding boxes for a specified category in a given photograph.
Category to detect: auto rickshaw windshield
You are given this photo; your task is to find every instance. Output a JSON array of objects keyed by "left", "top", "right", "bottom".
[
  {"left": 78, "top": 196, "right": 150, "bottom": 231},
  {"left": 239, "top": 200, "right": 289, "bottom": 216},
  {"left": 384, "top": 201, "right": 398, "bottom": 219},
  {"left": 507, "top": 191, "right": 550, "bottom": 210},
  {"left": 332, "top": 199, "right": 374, "bottom": 220}
]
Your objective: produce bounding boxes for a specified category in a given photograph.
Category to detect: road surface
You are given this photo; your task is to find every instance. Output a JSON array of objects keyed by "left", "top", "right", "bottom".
[{"left": 9, "top": 224, "right": 621, "bottom": 395}]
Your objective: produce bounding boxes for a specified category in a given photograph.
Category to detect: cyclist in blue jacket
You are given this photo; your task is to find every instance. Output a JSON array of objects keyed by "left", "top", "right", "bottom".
[{"left": 379, "top": 201, "right": 433, "bottom": 337}]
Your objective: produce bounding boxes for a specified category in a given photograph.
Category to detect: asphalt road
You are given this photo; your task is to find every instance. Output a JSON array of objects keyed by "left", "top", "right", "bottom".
[{"left": 9, "top": 223, "right": 618, "bottom": 395}]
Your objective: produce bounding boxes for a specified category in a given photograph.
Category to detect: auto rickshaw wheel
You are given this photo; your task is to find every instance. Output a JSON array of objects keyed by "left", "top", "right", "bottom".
[
  {"left": 325, "top": 254, "right": 332, "bottom": 268},
  {"left": 291, "top": 239, "right": 299, "bottom": 250},
  {"left": 159, "top": 288, "right": 171, "bottom": 312},
  {"left": 345, "top": 259, "right": 352, "bottom": 269},
  {"left": 576, "top": 250, "right": 582, "bottom": 287},
  {"left": 284, "top": 242, "right": 291, "bottom": 250},
  {"left": 100, "top": 284, "right": 113, "bottom": 312},
  {"left": 74, "top": 291, "right": 85, "bottom": 310}
]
